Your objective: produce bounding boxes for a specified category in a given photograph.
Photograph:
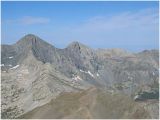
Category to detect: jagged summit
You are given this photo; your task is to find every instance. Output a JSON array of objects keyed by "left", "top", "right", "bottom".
[
  {"left": 69, "top": 41, "right": 82, "bottom": 46},
  {"left": 23, "top": 34, "right": 37, "bottom": 39},
  {"left": 15, "top": 34, "right": 42, "bottom": 45},
  {"left": 68, "top": 41, "right": 84, "bottom": 48},
  {"left": 14, "top": 34, "right": 55, "bottom": 51},
  {"left": 66, "top": 41, "right": 91, "bottom": 52}
]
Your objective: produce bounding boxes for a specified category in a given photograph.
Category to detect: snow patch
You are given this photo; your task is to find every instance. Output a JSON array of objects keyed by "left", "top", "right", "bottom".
[
  {"left": 88, "top": 71, "right": 94, "bottom": 77},
  {"left": 72, "top": 75, "right": 82, "bottom": 81},
  {"left": 80, "top": 69, "right": 87, "bottom": 73},
  {"left": 0, "top": 64, "right": 4, "bottom": 67},
  {"left": 96, "top": 73, "right": 100, "bottom": 77},
  {"left": 79, "top": 69, "right": 95, "bottom": 78},
  {"left": 8, "top": 56, "right": 13, "bottom": 59},
  {"left": 80, "top": 69, "right": 85, "bottom": 72},
  {"left": 10, "top": 65, "right": 19, "bottom": 70},
  {"left": 134, "top": 95, "right": 140, "bottom": 100}
]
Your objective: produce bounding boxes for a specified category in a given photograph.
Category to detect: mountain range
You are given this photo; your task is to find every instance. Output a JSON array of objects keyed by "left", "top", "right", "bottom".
[{"left": 1, "top": 34, "right": 159, "bottom": 119}]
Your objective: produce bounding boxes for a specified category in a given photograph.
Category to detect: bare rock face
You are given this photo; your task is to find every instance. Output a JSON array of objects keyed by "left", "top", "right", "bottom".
[{"left": 1, "top": 34, "right": 159, "bottom": 119}]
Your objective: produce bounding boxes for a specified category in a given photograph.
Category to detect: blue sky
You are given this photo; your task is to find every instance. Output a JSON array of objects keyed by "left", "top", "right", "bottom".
[{"left": 1, "top": 1, "right": 159, "bottom": 52}]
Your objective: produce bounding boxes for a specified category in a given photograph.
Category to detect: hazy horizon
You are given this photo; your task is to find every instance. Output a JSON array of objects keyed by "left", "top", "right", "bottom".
[{"left": 1, "top": 1, "right": 159, "bottom": 52}]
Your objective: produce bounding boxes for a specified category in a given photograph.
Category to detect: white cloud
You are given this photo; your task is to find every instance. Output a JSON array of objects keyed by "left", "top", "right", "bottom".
[
  {"left": 72, "top": 8, "right": 158, "bottom": 33},
  {"left": 3, "top": 8, "right": 158, "bottom": 51},
  {"left": 7, "top": 16, "right": 50, "bottom": 25},
  {"left": 52, "top": 8, "right": 158, "bottom": 51},
  {"left": 20, "top": 16, "right": 50, "bottom": 25}
]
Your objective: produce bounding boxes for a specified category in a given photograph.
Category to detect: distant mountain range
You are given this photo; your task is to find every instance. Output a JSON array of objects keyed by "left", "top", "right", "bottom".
[{"left": 1, "top": 34, "right": 159, "bottom": 119}]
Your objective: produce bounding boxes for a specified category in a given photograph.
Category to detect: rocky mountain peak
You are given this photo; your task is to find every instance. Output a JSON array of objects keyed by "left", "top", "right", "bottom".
[
  {"left": 24, "top": 34, "right": 37, "bottom": 39},
  {"left": 14, "top": 34, "right": 55, "bottom": 52},
  {"left": 68, "top": 41, "right": 82, "bottom": 50},
  {"left": 67, "top": 41, "right": 91, "bottom": 52},
  {"left": 15, "top": 34, "right": 39, "bottom": 46}
]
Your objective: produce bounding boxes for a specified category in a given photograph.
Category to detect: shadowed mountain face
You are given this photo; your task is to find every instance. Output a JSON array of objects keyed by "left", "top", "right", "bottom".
[{"left": 1, "top": 34, "right": 159, "bottom": 119}]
